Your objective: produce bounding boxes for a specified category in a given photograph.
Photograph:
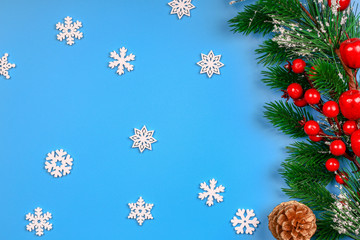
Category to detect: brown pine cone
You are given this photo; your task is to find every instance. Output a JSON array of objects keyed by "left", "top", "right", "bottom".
[{"left": 268, "top": 201, "right": 316, "bottom": 240}]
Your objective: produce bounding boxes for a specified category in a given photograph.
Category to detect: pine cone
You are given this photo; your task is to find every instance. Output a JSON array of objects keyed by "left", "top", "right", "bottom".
[{"left": 268, "top": 201, "right": 316, "bottom": 240}]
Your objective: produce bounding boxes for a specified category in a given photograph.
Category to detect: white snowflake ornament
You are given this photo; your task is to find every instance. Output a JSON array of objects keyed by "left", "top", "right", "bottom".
[
  {"left": 197, "top": 50, "right": 224, "bottom": 78},
  {"left": 168, "top": 0, "right": 195, "bottom": 19},
  {"left": 45, "top": 149, "right": 73, "bottom": 178},
  {"left": 198, "top": 178, "right": 225, "bottom": 206},
  {"left": 109, "top": 47, "right": 135, "bottom": 76},
  {"left": 231, "top": 209, "right": 260, "bottom": 235},
  {"left": 129, "top": 126, "right": 157, "bottom": 153},
  {"left": 0, "top": 53, "right": 15, "bottom": 79},
  {"left": 128, "top": 197, "right": 154, "bottom": 226},
  {"left": 26, "top": 207, "right": 53, "bottom": 236},
  {"left": 56, "top": 16, "right": 83, "bottom": 45}
]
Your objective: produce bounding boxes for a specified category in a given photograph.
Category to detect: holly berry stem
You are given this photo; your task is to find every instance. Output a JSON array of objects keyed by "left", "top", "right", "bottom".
[
  {"left": 296, "top": 0, "right": 317, "bottom": 25},
  {"left": 334, "top": 117, "right": 342, "bottom": 136},
  {"left": 344, "top": 152, "right": 360, "bottom": 172}
]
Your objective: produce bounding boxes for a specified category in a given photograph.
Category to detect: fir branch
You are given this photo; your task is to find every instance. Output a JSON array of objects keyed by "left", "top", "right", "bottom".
[
  {"left": 259, "top": 0, "right": 304, "bottom": 22},
  {"left": 316, "top": 212, "right": 342, "bottom": 240},
  {"left": 285, "top": 141, "right": 334, "bottom": 169},
  {"left": 262, "top": 65, "right": 311, "bottom": 90},
  {"left": 282, "top": 178, "right": 333, "bottom": 211},
  {"left": 228, "top": 3, "right": 273, "bottom": 36},
  {"left": 255, "top": 39, "right": 292, "bottom": 66},
  {"left": 309, "top": 59, "right": 348, "bottom": 100},
  {"left": 264, "top": 101, "right": 312, "bottom": 138}
]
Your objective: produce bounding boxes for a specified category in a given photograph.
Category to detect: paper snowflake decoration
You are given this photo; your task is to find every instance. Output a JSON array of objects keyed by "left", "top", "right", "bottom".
[
  {"left": 0, "top": 53, "right": 15, "bottom": 79},
  {"left": 45, "top": 149, "right": 73, "bottom": 178},
  {"left": 56, "top": 16, "right": 83, "bottom": 45},
  {"left": 26, "top": 207, "right": 53, "bottom": 236},
  {"left": 197, "top": 50, "right": 224, "bottom": 78},
  {"left": 198, "top": 178, "right": 225, "bottom": 206},
  {"left": 168, "top": 0, "right": 195, "bottom": 19},
  {"left": 231, "top": 209, "right": 260, "bottom": 235},
  {"left": 108, "top": 47, "right": 135, "bottom": 76},
  {"left": 129, "top": 125, "right": 157, "bottom": 153},
  {"left": 128, "top": 197, "right": 154, "bottom": 226}
]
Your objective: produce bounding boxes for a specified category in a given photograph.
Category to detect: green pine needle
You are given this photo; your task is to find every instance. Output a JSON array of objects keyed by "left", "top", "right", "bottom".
[
  {"left": 228, "top": 3, "right": 273, "bottom": 36},
  {"left": 262, "top": 65, "right": 311, "bottom": 90},
  {"left": 264, "top": 101, "right": 312, "bottom": 138}
]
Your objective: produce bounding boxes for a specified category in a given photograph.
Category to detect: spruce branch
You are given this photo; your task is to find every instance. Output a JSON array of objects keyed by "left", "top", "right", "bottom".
[
  {"left": 316, "top": 212, "right": 342, "bottom": 240},
  {"left": 228, "top": 3, "right": 273, "bottom": 36},
  {"left": 308, "top": 59, "right": 348, "bottom": 100},
  {"left": 264, "top": 101, "right": 312, "bottom": 138},
  {"left": 262, "top": 65, "right": 311, "bottom": 90},
  {"left": 256, "top": 39, "right": 293, "bottom": 66}
]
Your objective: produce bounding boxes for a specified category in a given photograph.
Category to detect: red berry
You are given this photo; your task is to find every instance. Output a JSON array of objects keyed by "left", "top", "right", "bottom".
[
  {"left": 309, "top": 134, "right": 322, "bottom": 142},
  {"left": 287, "top": 83, "right": 303, "bottom": 99},
  {"left": 284, "top": 61, "right": 292, "bottom": 71},
  {"left": 308, "top": 66, "right": 317, "bottom": 77},
  {"left": 335, "top": 172, "right": 349, "bottom": 184},
  {"left": 291, "top": 59, "right": 306, "bottom": 74},
  {"left": 304, "top": 120, "right": 320, "bottom": 136},
  {"left": 304, "top": 89, "right": 321, "bottom": 105},
  {"left": 343, "top": 120, "right": 358, "bottom": 135},
  {"left": 325, "top": 158, "right": 340, "bottom": 172},
  {"left": 330, "top": 140, "right": 346, "bottom": 156},
  {"left": 322, "top": 101, "right": 339, "bottom": 118},
  {"left": 328, "top": 0, "right": 351, "bottom": 11},
  {"left": 294, "top": 98, "right": 308, "bottom": 107}
]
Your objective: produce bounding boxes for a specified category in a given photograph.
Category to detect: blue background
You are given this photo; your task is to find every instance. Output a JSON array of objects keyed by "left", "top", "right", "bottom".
[{"left": 0, "top": 0, "right": 346, "bottom": 239}]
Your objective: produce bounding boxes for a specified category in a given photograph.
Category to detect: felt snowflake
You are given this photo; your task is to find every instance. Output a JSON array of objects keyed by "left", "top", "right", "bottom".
[
  {"left": 168, "top": 0, "right": 195, "bottom": 19},
  {"left": 197, "top": 50, "right": 224, "bottom": 78},
  {"left": 26, "top": 207, "right": 53, "bottom": 236},
  {"left": 0, "top": 53, "right": 15, "bottom": 79},
  {"left": 56, "top": 16, "right": 83, "bottom": 45},
  {"left": 45, "top": 149, "right": 73, "bottom": 178},
  {"left": 198, "top": 178, "right": 225, "bottom": 206},
  {"left": 129, "top": 126, "right": 157, "bottom": 153},
  {"left": 128, "top": 197, "right": 154, "bottom": 226},
  {"left": 231, "top": 209, "right": 260, "bottom": 235},
  {"left": 108, "top": 47, "right": 135, "bottom": 76}
]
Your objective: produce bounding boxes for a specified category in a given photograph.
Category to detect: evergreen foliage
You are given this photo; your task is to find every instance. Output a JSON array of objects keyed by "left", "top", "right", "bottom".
[
  {"left": 229, "top": 0, "right": 360, "bottom": 239},
  {"left": 264, "top": 101, "right": 312, "bottom": 138}
]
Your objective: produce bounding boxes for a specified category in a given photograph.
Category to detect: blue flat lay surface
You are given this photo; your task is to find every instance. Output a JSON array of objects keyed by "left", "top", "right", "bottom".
[{"left": 0, "top": 0, "right": 351, "bottom": 239}]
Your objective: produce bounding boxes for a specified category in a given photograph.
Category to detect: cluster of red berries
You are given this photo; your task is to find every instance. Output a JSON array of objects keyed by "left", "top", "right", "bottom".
[
  {"left": 284, "top": 59, "right": 322, "bottom": 107},
  {"left": 285, "top": 57, "right": 357, "bottom": 184},
  {"left": 303, "top": 117, "right": 357, "bottom": 184}
]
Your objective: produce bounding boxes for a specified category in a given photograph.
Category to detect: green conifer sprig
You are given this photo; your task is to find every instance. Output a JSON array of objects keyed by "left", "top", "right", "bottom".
[
  {"left": 262, "top": 65, "right": 311, "bottom": 89},
  {"left": 285, "top": 141, "right": 334, "bottom": 168},
  {"left": 264, "top": 101, "right": 312, "bottom": 138},
  {"left": 256, "top": 40, "right": 292, "bottom": 66},
  {"left": 229, "top": 3, "right": 273, "bottom": 36},
  {"left": 308, "top": 60, "right": 348, "bottom": 100},
  {"left": 230, "top": 0, "right": 360, "bottom": 238},
  {"left": 316, "top": 211, "right": 343, "bottom": 240}
]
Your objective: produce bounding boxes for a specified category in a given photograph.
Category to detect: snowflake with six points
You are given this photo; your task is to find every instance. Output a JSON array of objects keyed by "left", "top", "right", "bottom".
[
  {"left": 129, "top": 125, "right": 157, "bottom": 153},
  {"left": 197, "top": 50, "right": 224, "bottom": 78},
  {"left": 231, "top": 209, "right": 260, "bottom": 235},
  {"left": 45, "top": 149, "right": 73, "bottom": 178},
  {"left": 56, "top": 16, "right": 83, "bottom": 45},
  {"left": 108, "top": 47, "right": 135, "bottom": 76},
  {"left": 128, "top": 197, "right": 154, "bottom": 226},
  {"left": 168, "top": 0, "right": 195, "bottom": 19},
  {"left": 198, "top": 178, "right": 225, "bottom": 206},
  {"left": 26, "top": 207, "right": 53, "bottom": 236},
  {"left": 0, "top": 53, "right": 15, "bottom": 79}
]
